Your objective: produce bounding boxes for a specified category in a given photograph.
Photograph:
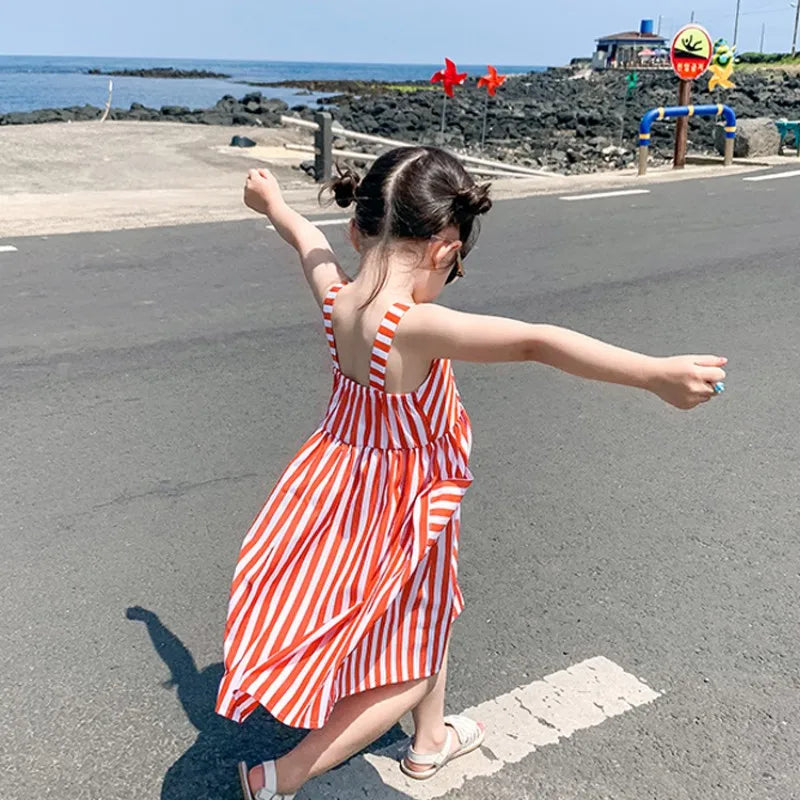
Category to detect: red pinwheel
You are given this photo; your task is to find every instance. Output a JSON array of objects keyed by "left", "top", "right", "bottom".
[
  {"left": 431, "top": 58, "right": 468, "bottom": 98},
  {"left": 477, "top": 65, "right": 506, "bottom": 150},
  {"left": 477, "top": 65, "right": 506, "bottom": 97}
]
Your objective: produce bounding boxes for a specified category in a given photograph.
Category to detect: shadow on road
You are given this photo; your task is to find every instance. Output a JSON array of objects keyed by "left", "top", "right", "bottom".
[{"left": 126, "top": 606, "right": 410, "bottom": 800}]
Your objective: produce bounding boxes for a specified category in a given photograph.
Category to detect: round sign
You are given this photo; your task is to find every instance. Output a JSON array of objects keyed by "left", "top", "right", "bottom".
[{"left": 670, "top": 24, "right": 713, "bottom": 81}]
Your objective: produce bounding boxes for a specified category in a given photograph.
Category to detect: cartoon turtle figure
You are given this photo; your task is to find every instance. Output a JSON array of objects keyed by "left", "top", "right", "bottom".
[{"left": 709, "top": 39, "right": 737, "bottom": 90}]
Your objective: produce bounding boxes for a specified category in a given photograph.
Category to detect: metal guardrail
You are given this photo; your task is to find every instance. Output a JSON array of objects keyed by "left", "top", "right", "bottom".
[
  {"left": 637, "top": 104, "right": 737, "bottom": 175},
  {"left": 281, "top": 112, "right": 559, "bottom": 182}
]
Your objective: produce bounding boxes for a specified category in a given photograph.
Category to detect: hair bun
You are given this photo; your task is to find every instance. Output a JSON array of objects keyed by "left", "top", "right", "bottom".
[
  {"left": 327, "top": 166, "right": 361, "bottom": 209},
  {"left": 452, "top": 183, "right": 492, "bottom": 223}
]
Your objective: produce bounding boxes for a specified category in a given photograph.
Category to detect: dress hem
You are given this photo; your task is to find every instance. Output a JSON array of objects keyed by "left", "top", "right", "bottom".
[{"left": 215, "top": 604, "right": 463, "bottom": 731}]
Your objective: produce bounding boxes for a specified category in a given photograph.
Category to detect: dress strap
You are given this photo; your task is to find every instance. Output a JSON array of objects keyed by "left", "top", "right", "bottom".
[
  {"left": 368, "top": 302, "right": 412, "bottom": 390},
  {"left": 322, "top": 283, "right": 346, "bottom": 367}
]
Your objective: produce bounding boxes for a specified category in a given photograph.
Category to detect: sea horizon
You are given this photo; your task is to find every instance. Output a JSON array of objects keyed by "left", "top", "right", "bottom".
[
  {"left": 5, "top": 52, "right": 551, "bottom": 67},
  {"left": 0, "top": 55, "right": 548, "bottom": 115}
]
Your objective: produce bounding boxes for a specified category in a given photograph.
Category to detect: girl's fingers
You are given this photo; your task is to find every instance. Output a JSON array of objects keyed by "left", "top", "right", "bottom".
[
  {"left": 694, "top": 355, "right": 728, "bottom": 367},
  {"left": 700, "top": 367, "right": 726, "bottom": 382}
]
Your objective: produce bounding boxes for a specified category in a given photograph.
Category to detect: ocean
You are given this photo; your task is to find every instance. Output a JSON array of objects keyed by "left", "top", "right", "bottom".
[{"left": 0, "top": 56, "right": 546, "bottom": 114}]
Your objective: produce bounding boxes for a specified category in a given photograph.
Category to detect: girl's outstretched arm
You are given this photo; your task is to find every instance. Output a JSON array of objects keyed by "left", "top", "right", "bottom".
[
  {"left": 244, "top": 168, "right": 350, "bottom": 307},
  {"left": 406, "top": 305, "right": 727, "bottom": 411}
]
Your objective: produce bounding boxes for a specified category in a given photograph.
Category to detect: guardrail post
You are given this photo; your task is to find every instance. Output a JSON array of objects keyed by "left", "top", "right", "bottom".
[
  {"left": 638, "top": 108, "right": 659, "bottom": 177},
  {"left": 638, "top": 145, "right": 649, "bottom": 176},
  {"left": 724, "top": 138, "right": 734, "bottom": 166},
  {"left": 314, "top": 111, "right": 333, "bottom": 183}
]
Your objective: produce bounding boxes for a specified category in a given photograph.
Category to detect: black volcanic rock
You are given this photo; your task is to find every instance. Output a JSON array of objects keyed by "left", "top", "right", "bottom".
[{"left": 87, "top": 67, "right": 231, "bottom": 79}]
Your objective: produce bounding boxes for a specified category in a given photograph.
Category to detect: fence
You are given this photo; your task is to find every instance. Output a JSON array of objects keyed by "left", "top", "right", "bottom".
[{"left": 280, "top": 112, "right": 559, "bottom": 182}]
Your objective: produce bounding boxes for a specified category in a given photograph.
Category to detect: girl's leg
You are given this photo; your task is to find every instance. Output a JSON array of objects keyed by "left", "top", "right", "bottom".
[
  {"left": 405, "top": 643, "right": 485, "bottom": 773},
  {"left": 409, "top": 643, "right": 450, "bottom": 754},
  {"left": 252, "top": 674, "right": 437, "bottom": 795}
]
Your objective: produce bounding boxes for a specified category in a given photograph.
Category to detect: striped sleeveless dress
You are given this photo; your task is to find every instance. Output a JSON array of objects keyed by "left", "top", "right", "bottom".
[{"left": 215, "top": 282, "right": 473, "bottom": 730}]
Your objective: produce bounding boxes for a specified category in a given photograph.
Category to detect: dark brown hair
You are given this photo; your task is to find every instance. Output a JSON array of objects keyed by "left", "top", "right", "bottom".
[{"left": 322, "top": 146, "right": 492, "bottom": 301}]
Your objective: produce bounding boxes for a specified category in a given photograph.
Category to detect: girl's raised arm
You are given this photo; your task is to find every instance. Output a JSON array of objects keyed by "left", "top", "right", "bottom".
[
  {"left": 406, "top": 305, "right": 727, "bottom": 411},
  {"left": 244, "top": 169, "right": 350, "bottom": 307}
]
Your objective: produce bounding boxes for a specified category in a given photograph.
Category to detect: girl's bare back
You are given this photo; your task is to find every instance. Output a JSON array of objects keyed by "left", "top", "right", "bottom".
[{"left": 329, "top": 284, "right": 435, "bottom": 394}]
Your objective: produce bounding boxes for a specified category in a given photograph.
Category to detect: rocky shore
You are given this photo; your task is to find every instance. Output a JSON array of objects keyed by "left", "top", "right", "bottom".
[
  {"left": 3, "top": 67, "right": 799, "bottom": 174},
  {"left": 0, "top": 93, "right": 290, "bottom": 127},
  {"left": 87, "top": 67, "right": 231, "bottom": 79}
]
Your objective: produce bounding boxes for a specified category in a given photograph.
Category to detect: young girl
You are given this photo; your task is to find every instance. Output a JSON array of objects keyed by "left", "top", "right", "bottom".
[{"left": 216, "top": 146, "right": 727, "bottom": 800}]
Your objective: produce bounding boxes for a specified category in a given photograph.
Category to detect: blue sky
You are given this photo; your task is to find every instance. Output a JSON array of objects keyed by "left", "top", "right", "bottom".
[{"left": 3, "top": 0, "right": 797, "bottom": 63}]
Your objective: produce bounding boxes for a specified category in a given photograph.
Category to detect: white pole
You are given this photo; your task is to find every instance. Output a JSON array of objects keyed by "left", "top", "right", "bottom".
[
  {"left": 792, "top": 1, "right": 800, "bottom": 57},
  {"left": 99, "top": 79, "right": 113, "bottom": 123},
  {"left": 480, "top": 94, "right": 489, "bottom": 150},
  {"left": 733, "top": 0, "right": 742, "bottom": 46}
]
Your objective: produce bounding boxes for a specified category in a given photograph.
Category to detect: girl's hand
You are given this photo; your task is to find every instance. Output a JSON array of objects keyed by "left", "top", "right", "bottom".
[
  {"left": 244, "top": 168, "right": 283, "bottom": 215},
  {"left": 647, "top": 355, "right": 727, "bottom": 410}
]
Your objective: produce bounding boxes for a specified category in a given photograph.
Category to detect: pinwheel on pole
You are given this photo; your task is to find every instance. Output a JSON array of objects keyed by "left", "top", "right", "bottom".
[
  {"left": 477, "top": 65, "right": 507, "bottom": 150},
  {"left": 430, "top": 58, "right": 467, "bottom": 142},
  {"left": 617, "top": 70, "right": 639, "bottom": 145}
]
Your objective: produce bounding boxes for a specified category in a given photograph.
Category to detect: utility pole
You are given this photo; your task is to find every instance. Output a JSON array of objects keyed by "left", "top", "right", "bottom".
[
  {"left": 760, "top": 21, "right": 766, "bottom": 53},
  {"left": 657, "top": 15, "right": 662, "bottom": 35},
  {"left": 690, "top": 10, "right": 695, "bottom": 22},
  {"left": 793, "top": 1, "right": 800, "bottom": 57},
  {"left": 733, "top": 0, "right": 742, "bottom": 46}
]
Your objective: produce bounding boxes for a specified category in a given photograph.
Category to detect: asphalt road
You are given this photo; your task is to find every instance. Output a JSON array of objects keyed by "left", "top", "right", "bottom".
[{"left": 2, "top": 168, "right": 799, "bottom": 800}]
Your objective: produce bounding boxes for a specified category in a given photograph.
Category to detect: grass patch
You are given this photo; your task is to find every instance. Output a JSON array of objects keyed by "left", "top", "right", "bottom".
[
  {"left": 736, "top": 62, "right": 800, "bottom": 74},
  {"left": 386, "top": 84, "right": 437, "bottom": 93},
  {"left": 736, "top": 52, "right": 800, "bottom": 72},
  {"left": 737, "top": 51, "right": 800, "bottom": 64}
]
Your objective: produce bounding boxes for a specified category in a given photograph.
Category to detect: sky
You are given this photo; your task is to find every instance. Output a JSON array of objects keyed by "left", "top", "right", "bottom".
[{"left": 3, "top": 0, "right": 798, "bottom": 64}]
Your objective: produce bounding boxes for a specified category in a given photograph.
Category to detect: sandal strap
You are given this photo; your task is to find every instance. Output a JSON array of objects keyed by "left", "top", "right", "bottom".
[
  {"left": 443, "top": 715, "right": 483, "bottom": 750},
  {"left": 405, "top": 728, "right": 453, "bottom": 767},
  {"left": 254, "top": 761, "right": 295, "bottom": 800}
]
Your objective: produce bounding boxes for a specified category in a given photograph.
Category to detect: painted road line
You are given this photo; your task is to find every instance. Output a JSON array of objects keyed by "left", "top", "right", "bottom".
[
  {"left": 743, "top": 169, "right": 800, "bottom": 183},
  {"left": 0, "top": 245, "right": 18, "bottom": 252},
  {"left": 560, "top": 189, "right": 651, "bottom": 202},
  {"left": 306, "top": 656, "right": 662, "bottom": 799},
  {"left": 267, "top": 217, "right": 350, "bottom": 231}
]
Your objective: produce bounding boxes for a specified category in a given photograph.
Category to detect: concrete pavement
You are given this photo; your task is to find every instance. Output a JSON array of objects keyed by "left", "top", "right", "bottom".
[{"left": 1, "top": 119, "right": 792, "bottom": 237}]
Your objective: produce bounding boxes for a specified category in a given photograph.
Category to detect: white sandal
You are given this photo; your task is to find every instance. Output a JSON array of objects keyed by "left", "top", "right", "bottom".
[
  {"left": 400, "top": 714, "right": 486, "bottom": 780},
  {"left": 237, "top": 760, "right": 296, "bottom": 800}
]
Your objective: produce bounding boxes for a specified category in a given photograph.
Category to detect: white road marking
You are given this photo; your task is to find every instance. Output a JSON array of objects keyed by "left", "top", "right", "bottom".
[
  {"left": 743, "top": 169, "right": 800, "bottom": 182},
  {"left": 560, "top": 189, "right": 651, "bottom": 202},
  {"left": 0, "top": 245, "right": 19, "bottom": 252},
  {"left": 305, "top": 656, "right": 661, "bottom": 799},
  {"left": 267, "top": 217, "right": 350, "bottom": 231}
]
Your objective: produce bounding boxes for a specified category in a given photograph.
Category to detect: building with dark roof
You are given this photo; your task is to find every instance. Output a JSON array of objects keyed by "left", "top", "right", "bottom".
[{"left": 593, "top": 19, "right": 669, "bottom": 69}]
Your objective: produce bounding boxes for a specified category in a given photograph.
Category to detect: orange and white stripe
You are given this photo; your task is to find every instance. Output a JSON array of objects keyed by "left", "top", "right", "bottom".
[{"left": 216, "top": 283, "right": 473, "bottom": 730}]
